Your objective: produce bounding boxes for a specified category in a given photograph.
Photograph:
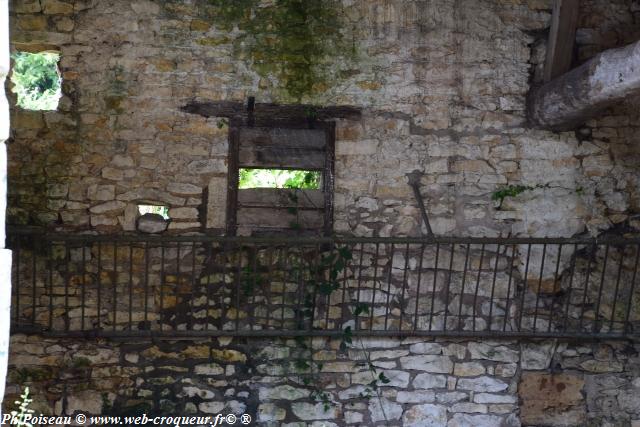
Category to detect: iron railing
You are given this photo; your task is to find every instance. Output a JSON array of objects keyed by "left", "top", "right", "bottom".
[{"left": 6, "top": 227, "right": 640, "bottom": 340}]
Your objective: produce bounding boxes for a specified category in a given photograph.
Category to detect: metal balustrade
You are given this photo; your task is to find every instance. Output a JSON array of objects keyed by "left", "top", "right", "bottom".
[{"left": 7, "top": 227, "right": 640, "bottom": 340}]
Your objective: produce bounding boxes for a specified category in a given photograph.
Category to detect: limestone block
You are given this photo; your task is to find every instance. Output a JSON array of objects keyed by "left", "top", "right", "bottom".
[
  {"left": 368, "top": 398, "right": 402, "bottom": 422},
  {"left": 259, "top": 385, "right": 310, "bottom": 401},
  {"left": 206, "top": 176, "right": 227, "bottom": 229},
  {"left": 402, "top": 404, "right": 447, "bottom": 427},
  {"left": 413, "top": 373, "right": 447, "bottom": 389},
  {"left": 396, "top": 390, "right": 436, "bottom": 403},
  {"left": 291, "top": 402, "right": 340, "bottom": 421},
  {"left": 457, "top": 376, "right": 508, "bottom": 393},
  {"left": 89, "top": 200, "right": 125, "bottom": 214},
  {"left": 65, "top": 390, "right": 102, "bottom": 415},
  {"left": 42, "top": 0, "right": 74, "bottom": 14},
  {"left": 168, "top": 207, "right": 198, "bottom": 220},
  {"left": 258, "top": 403, "right": 286, "bottom": 422},
  {"left": 137, "top": 214, "right": 167, "bottom": 234},
  {"left": 87, "top": 184, "right": 115, "bottom": 201},
  {"left": 519, "top": 372, "right": 585, "bottom": 426}
]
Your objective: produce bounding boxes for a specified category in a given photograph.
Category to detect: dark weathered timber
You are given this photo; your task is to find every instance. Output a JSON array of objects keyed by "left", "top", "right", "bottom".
[
  {"left": 529, "top": 40, "right": 640, "bottom": 131},
  {"left": 239, "top": 127, "right": 326, "bottom": 149},
  {"left": 544, "top": 0, "right": 580, "bottom": 82},
  {"left": 226, "top": 120, "right": 241, "bottom": 236},
  {"left": 238, "top": 189, "right": 324, "bottom": 209},
  {"left": 182, "top": 100, "right": 362, "bottom": 122},
  {"left": 239, "top": 145, "right": 325, "bottom": 169}
]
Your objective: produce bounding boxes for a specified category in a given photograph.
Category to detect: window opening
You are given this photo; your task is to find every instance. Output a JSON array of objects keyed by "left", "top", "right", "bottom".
[
  {"left": 138, "top": 205, "right": 170, "bottom": 220},
  {"left": 10, "top": 51, "right": 62, "bottom": 111},
  {"left": 239, "top": 168, "right": 321, "bottom": 189}
]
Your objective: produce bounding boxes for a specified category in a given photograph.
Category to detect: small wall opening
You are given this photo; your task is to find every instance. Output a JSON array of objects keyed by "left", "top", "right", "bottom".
[
  {"left": 239, "top": 168, "right": 321, "bottom": 189},
  {"left": 137, "top": 204, "right": 170, "bottom": 220},
  {"left": 10, "top": 51, "right": 62, "bottom": 111}
]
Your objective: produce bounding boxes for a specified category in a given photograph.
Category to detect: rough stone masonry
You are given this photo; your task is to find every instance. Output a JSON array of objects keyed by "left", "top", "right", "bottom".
[{"left": 4, "top": 0, "right": 640, "bottom": 426}]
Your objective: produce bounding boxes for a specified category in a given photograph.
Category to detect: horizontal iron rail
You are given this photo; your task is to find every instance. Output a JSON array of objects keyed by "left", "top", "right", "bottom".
[
  {"left": 6, "top": 226, "right": 640, "bottom": 245},
  {"left": 7, "top": 227, "right": 640, "bottom": 341}
]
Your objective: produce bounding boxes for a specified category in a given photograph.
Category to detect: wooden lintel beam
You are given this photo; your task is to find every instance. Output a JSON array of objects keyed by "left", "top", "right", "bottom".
[
  {"left": 529, "top": 40, "right": 640, "bottom": 130},
  {"left": 544, "top": 0, "right": 580, "bottom": 83},
  {"left": 181, "top": 100, "right": 362, "bottom": 123}
]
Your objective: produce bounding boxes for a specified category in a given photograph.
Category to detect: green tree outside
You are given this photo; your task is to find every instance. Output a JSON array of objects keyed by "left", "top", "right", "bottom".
[{"left": 11, "top": 51, "right": 61, "bottom": 110}]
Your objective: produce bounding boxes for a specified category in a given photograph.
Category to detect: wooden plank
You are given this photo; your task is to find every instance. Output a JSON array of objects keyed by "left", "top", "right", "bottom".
[
  {"left": 544, "top": 0, "right": 580, "bottom": 82},
  {"left": 239, "top": 127, "right": 326, "bottom": 149},
  {"left": 181, "top": 101, "right": 362, "bottom": 121},
  {"left": 239, "top": 146, "right": 325, "bottom": 169},
  {"left": 323, "top": 122, "right": 335, "bottom": 237},
  {"left": 225, "top": 121, "right": 241, "bottom": 236},
  {"left": 529, "top": 39, "right": 640, "bottom": 130},
  {"left": 237, "top": 207, "right": 325, "bottom": 229},
  {"left": 238, "top": 189, "right": 324, "bottom": 209}
]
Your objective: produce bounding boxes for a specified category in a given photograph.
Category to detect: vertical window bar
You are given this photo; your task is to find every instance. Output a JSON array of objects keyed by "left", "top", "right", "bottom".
[
  {"left": 264, "top": 245, "right": 274, "bottom": 330},
  {"left": 205, "top": 243, "right": 213, "bottom": 333},
  {"left": 15, "top": 237, "right": 20, "bottom": 324},
  {"left": 325, "top": 244, "right": 337, "bottom": 331},
  {"left": 48, "top": 241, "right": 53, "bottom": 331},
  {"left": 234, "top": 245, "right": 242, "bottom": 333}
]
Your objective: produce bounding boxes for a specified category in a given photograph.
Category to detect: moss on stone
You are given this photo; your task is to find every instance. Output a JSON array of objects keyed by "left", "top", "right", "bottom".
[{"left": 202, "top": 0, "right": 357, "bottom": 101}]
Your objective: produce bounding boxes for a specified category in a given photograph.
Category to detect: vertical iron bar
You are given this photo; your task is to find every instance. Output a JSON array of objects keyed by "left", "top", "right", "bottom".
[
  {"left": 624, "top": 243, "right": 640, "bottom": 335},
  {"left": 31, "top": 239, "right": 36, "bottom": 326},
  {"left": 112, "top": 242, "right": 117, "bottom": 332},
  {"left": 15, "top": 237, "right": 20, "bottom": 323},
  {"left": 532, "top": 244, "right": 547, "bottom": 332},
  {"left": 48, "top": 241, "right": 53, "bottom": 331},
  {"left": 160, "top": 242, "right": 165, "bottom": 332},
  {"left": 487, "top": 244, "right": 501, "bottom": 331},
  {"left": 310, "top": 244, "right": 321, "bottom": 331},
  {"left": 562, "top": 244, "right": 578, "bottom": 333},
  {"left": 128, "top": 245, "right": 133, "bottom": 331},
  {"left": 205, "top": 243, "right": 213, "bottom": 333},
  {"left": 472, "top": 244, "right": 485, "bottom": 332},
  {"left": 64, "top": 241, "right": 70, "bottom": 332},
  {"left": 502, "top": 245, "right": 516, "bottom": 332},
  {"left": 427, "top": 243, "right": 438, "bottom": 332},
  {"left": 457, "top": 243, "right": 471, "bottom": 331},
  {"left": 190, "top": 241, "right": 196, "bottom": 331},
  {"left": 264, "top": 245, "right": 274, "bottom": 330},
  {"left": 369, "top": 243, "right": 380, "bottom": 331},
  {"left": 547, "top": 244, "right": 563, "bottom": 333},
  {"left": 443, "top": 244, "right": 455, "bottom": 331},
  {"left": 398, "top": 243, "right": 410, "bottom": 331},
  {"left": 81, "top": 242, "right": 86, "bottom": 331},
  {"left": 354, "top": 243, "right": 365, "bottom": 331},
  {"left": 235, "top": 245, "right": 242, "bottom": 333},
  {"left": 341, "top": 244, "right": 349, "bottom": 333},
  {"left": 97, "top": 241, "right": 102, "bottom": 331},
  {"left": 609, "top": 246, "right": 625, "bottom": 332},
  {"left": 384, "top": 243, "right": 395, "bottom": 331},
  {"left": 414, "top": 242, "right": 426, "bottom": 332},
  {"left": 592, "top": 244, "right": 609, "bottom": 333},
  {"left": 144, "top": 241, "right": 149, "bottom": 330},
  {"left": 325, "top": 244, "right": 337, "bottom": 330},
  {"left": 251, "top": 244, "right": 258, "bottom": 331},
  {"left": 517, "top": 243, "right": 532, "bottom": 332},
  {"left": 578, "top": 242, "right": 596, "bottom": 332}
]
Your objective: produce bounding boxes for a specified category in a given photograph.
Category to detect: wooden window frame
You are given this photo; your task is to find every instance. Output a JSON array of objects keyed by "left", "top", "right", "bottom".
[{"left": 226, "top": 118, "right": 335, "bottom": 236}]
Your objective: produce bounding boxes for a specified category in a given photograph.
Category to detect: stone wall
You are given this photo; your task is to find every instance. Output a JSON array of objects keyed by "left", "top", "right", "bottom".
[
  {"left": 5, "top": 0, "right": 640, "bottom": 426},
  {"left": 5, "top": 0, "right": 639, "bottom": 239},
  {"left": 5, "top": 336, "right": 640, "bottom": 426}
]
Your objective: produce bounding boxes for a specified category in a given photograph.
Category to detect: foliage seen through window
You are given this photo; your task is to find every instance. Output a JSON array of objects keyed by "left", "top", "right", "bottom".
[{"left": 11, "top": 51, "right": 62, "bottom": 111}]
